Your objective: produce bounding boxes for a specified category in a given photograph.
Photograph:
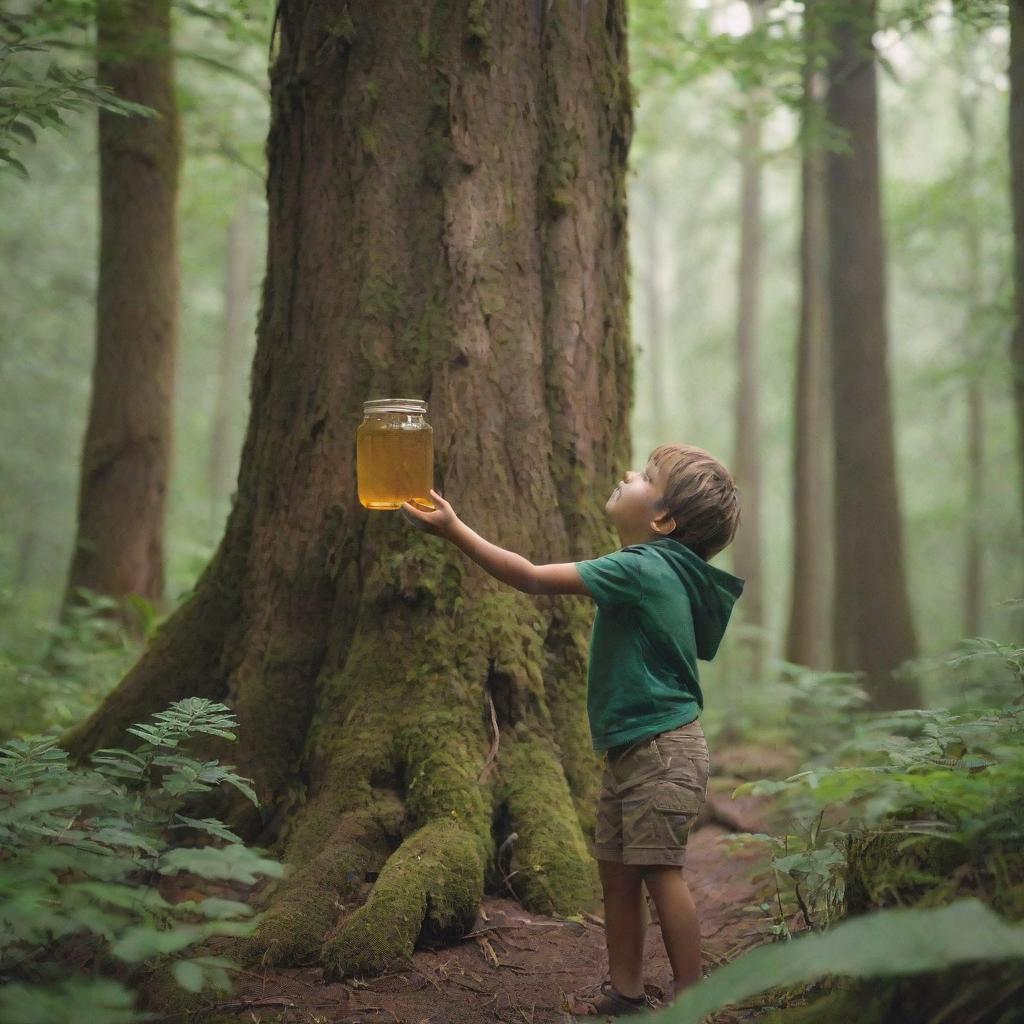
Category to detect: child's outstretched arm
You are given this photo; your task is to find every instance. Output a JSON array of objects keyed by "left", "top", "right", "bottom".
[{"left": 401, "top": 489, "right": 589, "bottom": 597}]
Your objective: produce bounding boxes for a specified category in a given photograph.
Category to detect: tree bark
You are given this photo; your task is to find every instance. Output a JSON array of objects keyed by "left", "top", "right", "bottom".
[
  {"left": 208, "top": 199, "right": 253, "bottom": 533},
  {"left": 825, "top": 0, "right": 919, "bottom": 707},
  {"left": 61, "top": 0, "right": 180, "bottom": 621},
  {"left": 732, "top": 0, "right": 765, "bottom": 673},
  {"left": 1010, "top": 0, "right": 1024, "bottom": 564},
  {"left": 785, "top": 0, "right": 832, "bottom": 671},
  {"left": 64, "top": 0, "right": 632, "bottom": 977},
  {"left": 957, "top": 66, "right": 984, "bottom": 639}
]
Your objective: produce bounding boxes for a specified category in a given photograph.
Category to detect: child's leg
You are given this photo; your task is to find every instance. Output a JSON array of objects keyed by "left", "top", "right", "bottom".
[
  {"left": 598, "top": 859, "right": 646, "bottom": 999},
  {"left": 641, "top": 865, "right": 702, "bottom": 996}
]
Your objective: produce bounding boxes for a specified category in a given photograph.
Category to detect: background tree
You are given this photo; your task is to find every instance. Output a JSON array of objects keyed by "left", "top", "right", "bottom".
[
  {"left": 64, "top": 0, "right": 633, "bottom": 977},
  {"left": 61, "top": 0, "right": 181, "bottom": 623},
  {"left": 785, "top": 0, "right": 832, "bottom": 671},
  {"left": 956, "top": 38, "right": 985, "bottom": 639},
  {"left": 1011, "top": 0, "right": 1024, "bottom": 543},
  {"left": 731, "top": 0, "right": 768, "bottom": 674},
  {"left": 825, "top": 0, "right": 919, "bottom": 707}
]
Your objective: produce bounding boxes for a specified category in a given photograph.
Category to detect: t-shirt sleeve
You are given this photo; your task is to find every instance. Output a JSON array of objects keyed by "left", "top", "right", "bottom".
[{"left": 575, "top": 548, "right": 644, "bottom": 607}]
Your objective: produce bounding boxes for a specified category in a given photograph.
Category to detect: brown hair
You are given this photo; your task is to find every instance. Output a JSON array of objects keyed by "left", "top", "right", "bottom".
[{"left": 648, "top": 444, "right": 741, "bottom": 560}]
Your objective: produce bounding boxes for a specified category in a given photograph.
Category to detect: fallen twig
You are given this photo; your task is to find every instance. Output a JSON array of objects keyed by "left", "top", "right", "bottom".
[{"left": 478, "top": 694, "right": 501, "bottom": 782}]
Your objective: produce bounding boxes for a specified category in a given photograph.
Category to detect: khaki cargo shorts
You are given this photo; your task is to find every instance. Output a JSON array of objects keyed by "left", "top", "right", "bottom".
[{"left": 594, "top": 719, "right": 710, "bottom": 867}]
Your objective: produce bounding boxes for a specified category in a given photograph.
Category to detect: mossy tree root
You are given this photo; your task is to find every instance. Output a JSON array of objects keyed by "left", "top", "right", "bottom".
[
  {"left": 237, "top": 796, "right": 404, "bottom": 967},
  {"left": 323, "top": 817, "right": 485, "bottom": 977},
  {"left": 498, "top": 736, "right": 599, "bottom": 915}
]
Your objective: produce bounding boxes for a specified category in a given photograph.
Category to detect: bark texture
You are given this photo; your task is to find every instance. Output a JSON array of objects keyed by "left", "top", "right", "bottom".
[
  {"left": 62, "top": 0, "right": 180, "bottom": 619},
  {"left": 64, "top": 0, "right": 633, "bottom": 977},
  {"left": 957, "top": 69, "right": 984, "bottom": 639},
  {"left": 785, "top": 0, "right": 832, "bottom": 671},
  {"left": 732, "top": 0, "right": 765, "bottom": 674},
  {"left": 824, "top": 0, "right": 919, "bottom": 707}
]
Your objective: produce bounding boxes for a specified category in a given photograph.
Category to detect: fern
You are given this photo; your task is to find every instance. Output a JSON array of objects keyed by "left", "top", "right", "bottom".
[{"left": 0, "top": 699, "right": 283, "bottom": 1024}]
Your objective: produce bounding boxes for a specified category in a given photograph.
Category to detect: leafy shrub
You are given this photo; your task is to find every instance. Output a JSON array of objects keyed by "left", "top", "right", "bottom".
[
  {"left": 0, "top": 698, "right": 283, "bottom": 1024},
  {"left": 0, "top": 590, "right": 147, "bottom": 740},
  {"left": 692, "top": 630, "right": 1024, "bottom": 1021}
]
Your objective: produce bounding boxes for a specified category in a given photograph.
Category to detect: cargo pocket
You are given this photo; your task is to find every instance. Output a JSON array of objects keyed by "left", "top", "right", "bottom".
[{"left": 651, "top": 784, "right": 704, "bottom": 847}]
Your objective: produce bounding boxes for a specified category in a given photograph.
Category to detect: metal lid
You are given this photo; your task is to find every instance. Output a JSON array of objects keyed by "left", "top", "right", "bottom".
[{"left": 362, "top": 398, "right": 427, "bottom": 415}]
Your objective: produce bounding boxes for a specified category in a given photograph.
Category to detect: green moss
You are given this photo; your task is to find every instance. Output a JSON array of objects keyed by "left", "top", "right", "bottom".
[
  {"left": 398, "top": 709, "right": 491, "bottom": 864},
  {"left": 326, "top": 8, "right": 356, "bottom": 44},
  {"left": 323, "top": 818, "right": 484, "bottom": 976},
  {"left": 240, "top": 797, "right": 403, "bottom": 966},
  {"left": 542, "top": 599, "right": 600, "bottom": 831},
  {"left": 498, "top": 738, "right": 600, "bottom": 915},
  {"left": 845, "top": 833, "right": 974, "bottom": 916},
  {"left": 468, "top": 0, "right": 491, "bottom": 47},
  {"left": 357, "top": 125, "right": 379, "bottom": 161}
]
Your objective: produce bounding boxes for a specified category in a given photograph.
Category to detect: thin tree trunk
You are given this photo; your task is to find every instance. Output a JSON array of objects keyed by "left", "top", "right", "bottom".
[
  {"left": 732, "top": 0, "right": 765, "bottom": 672},
  {"left": 1010, "top": 0, "right": 1024, "bottom": 560},
  {"left": 785, "top": 0, "right": 832, "bottom": 671},
  {"left": 64, "top": 0, "right": 633, "bottom": 982},
  {"left": 62, "top": 0, "right": 180, "bottom": 621},
  {"left": 825, "top": 0, "right": 919, "bottom": 707},
  {"left": 208, "top": 198, "right": 252, "bottom": 531},
  {"left": 957, "top": 67, "right": 984, "bottom": 639}
]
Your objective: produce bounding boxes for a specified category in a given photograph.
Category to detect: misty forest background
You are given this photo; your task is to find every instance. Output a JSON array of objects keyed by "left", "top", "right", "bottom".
[
  {"left": 2, "top": 0, "right": 1024, "bottom": 1021},
  {"left": 2, "top": 1, "right": 1020, "bottom": 714}
]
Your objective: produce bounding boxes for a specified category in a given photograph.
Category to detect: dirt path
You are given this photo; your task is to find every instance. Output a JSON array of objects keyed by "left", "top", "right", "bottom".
[{"left": 194, "top": 823, "right": 776, "bottom": 1024}]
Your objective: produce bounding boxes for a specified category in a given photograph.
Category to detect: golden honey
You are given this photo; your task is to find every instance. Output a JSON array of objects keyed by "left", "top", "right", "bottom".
[{"left": 356, "top": 399, "right": 435, "bottom": 510}]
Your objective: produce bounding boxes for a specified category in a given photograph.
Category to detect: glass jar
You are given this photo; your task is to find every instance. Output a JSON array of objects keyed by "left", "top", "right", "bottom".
[{"left": 356, "top": 399, "right": 435, "bottom": 510}]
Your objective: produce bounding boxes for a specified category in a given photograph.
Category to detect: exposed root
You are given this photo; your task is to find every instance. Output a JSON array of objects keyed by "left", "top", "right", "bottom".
[
  {"left": 498, "top": 736, "right": 599, "bottom": 915},
  {"left": 236, "top": 797, "right": 403, "bottom": 967},
  {"left": 322, "top": 817, "right": 484, "bottom": 977}
]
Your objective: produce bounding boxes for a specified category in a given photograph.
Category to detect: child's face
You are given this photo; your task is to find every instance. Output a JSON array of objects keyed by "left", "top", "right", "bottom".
[{"left": 605, "top": 459, "right": 675, "bottom": 546}]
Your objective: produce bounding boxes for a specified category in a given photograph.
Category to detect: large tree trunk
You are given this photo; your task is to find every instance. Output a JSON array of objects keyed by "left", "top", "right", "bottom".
[
  {"left": 208, "top": 199, "right": 253, "bottom": 534},
  {"left": 785, "top": 0, "right": 832, "bottom": 671},
  {"left": 825, "top": 0, "right": 919, "bottom": 707},
  {"left": 732, "top": 0, "right": 765, "bottom": 674},
  {"left": 61, "top": 0, "right": 180, "bottom": 620},
  {"left": 1011, "top": 0, "right": 1024, "bottom": 555},
  {"left": 64, "top": 0, "right": 632, "bottom": 977}
]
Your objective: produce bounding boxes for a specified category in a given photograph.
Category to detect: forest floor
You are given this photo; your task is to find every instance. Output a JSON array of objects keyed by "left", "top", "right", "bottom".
[{"left": 175, "top": 744, "right": 798, "bottom": 1024}]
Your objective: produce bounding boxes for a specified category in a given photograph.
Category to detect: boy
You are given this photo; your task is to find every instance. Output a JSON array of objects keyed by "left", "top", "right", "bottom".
[{"left": 401, "top": 443, "right": 743, "bottom": 1016}]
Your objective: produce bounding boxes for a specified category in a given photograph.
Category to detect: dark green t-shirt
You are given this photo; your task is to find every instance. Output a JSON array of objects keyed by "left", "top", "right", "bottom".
[{"left": 575, "top": 538, "right": 744, "bottom": 751}]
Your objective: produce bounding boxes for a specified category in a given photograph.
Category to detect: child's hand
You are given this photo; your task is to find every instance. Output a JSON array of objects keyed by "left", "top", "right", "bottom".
[{"left": 400, "top": 489, "right": 459, "bottom": 539}]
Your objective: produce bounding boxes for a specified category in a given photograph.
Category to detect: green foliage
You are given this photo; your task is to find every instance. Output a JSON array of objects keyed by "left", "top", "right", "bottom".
[
  {"left": 0, "top": 591, "right": 144, "bottom": 739},
  {"left": 0, "top": 8, "right": 155, "bottom": 179},
  {"left": 684, "top": 630, "right": 1024, "bottom": 1020},
  {"left": 0, "top": 699, "right": 283, "bottom": 1024},
  {"left": 650, "top": 899, "right": 1024, "bottom": 1023}
]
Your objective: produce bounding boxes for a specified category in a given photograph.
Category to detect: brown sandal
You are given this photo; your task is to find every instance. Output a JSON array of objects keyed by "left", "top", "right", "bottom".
[{"left": 566, "top": 979, "right": 658, "bottom": 1016}]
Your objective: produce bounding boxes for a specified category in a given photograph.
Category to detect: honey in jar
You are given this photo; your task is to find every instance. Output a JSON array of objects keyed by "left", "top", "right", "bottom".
[{"left": 356, "top": 398, "right": 435, "bottom": 510}]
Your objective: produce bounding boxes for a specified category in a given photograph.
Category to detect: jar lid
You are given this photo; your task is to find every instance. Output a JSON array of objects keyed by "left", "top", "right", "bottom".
[{"left": 363, "top": 398, "right": 427, "bottom": 415}]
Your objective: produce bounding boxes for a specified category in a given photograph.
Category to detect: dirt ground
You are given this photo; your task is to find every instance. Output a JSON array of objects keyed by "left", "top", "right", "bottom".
[
  {"left": 184, "top": 828, "right": 782, "bottom": 1022},
  {"left": 160, "top": 744, "right": 797, "bottom": 1024}
]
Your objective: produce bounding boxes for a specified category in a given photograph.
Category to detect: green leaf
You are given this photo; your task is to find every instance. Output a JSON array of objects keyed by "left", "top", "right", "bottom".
[
  {"left": 158, "top": 844, "right": 284, "bottom": 884},
  {"left": 0, "top": 977, "right": 147, "bottom": 1024},
  {"left": 108, "top": 924, "right": 204, "bottom": 963},
  {"left": 650, "top": 900, "right": 1024, "bottom": 1024},
  {"left": 171, "top": 959, "right": 205, "bottom": 993},
  {"left": 171, "top": 815, "right": 243, "bottom": 844}
]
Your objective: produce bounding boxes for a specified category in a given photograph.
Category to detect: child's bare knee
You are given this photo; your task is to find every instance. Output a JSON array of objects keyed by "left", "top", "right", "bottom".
[{"left": 598, "top": 860, "right": 644, "bottom": 897}]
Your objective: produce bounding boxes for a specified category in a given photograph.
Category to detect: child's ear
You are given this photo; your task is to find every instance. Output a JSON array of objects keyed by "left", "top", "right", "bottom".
[{"left": 652, "top": 512, "right": 676, "bottom": 536}]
